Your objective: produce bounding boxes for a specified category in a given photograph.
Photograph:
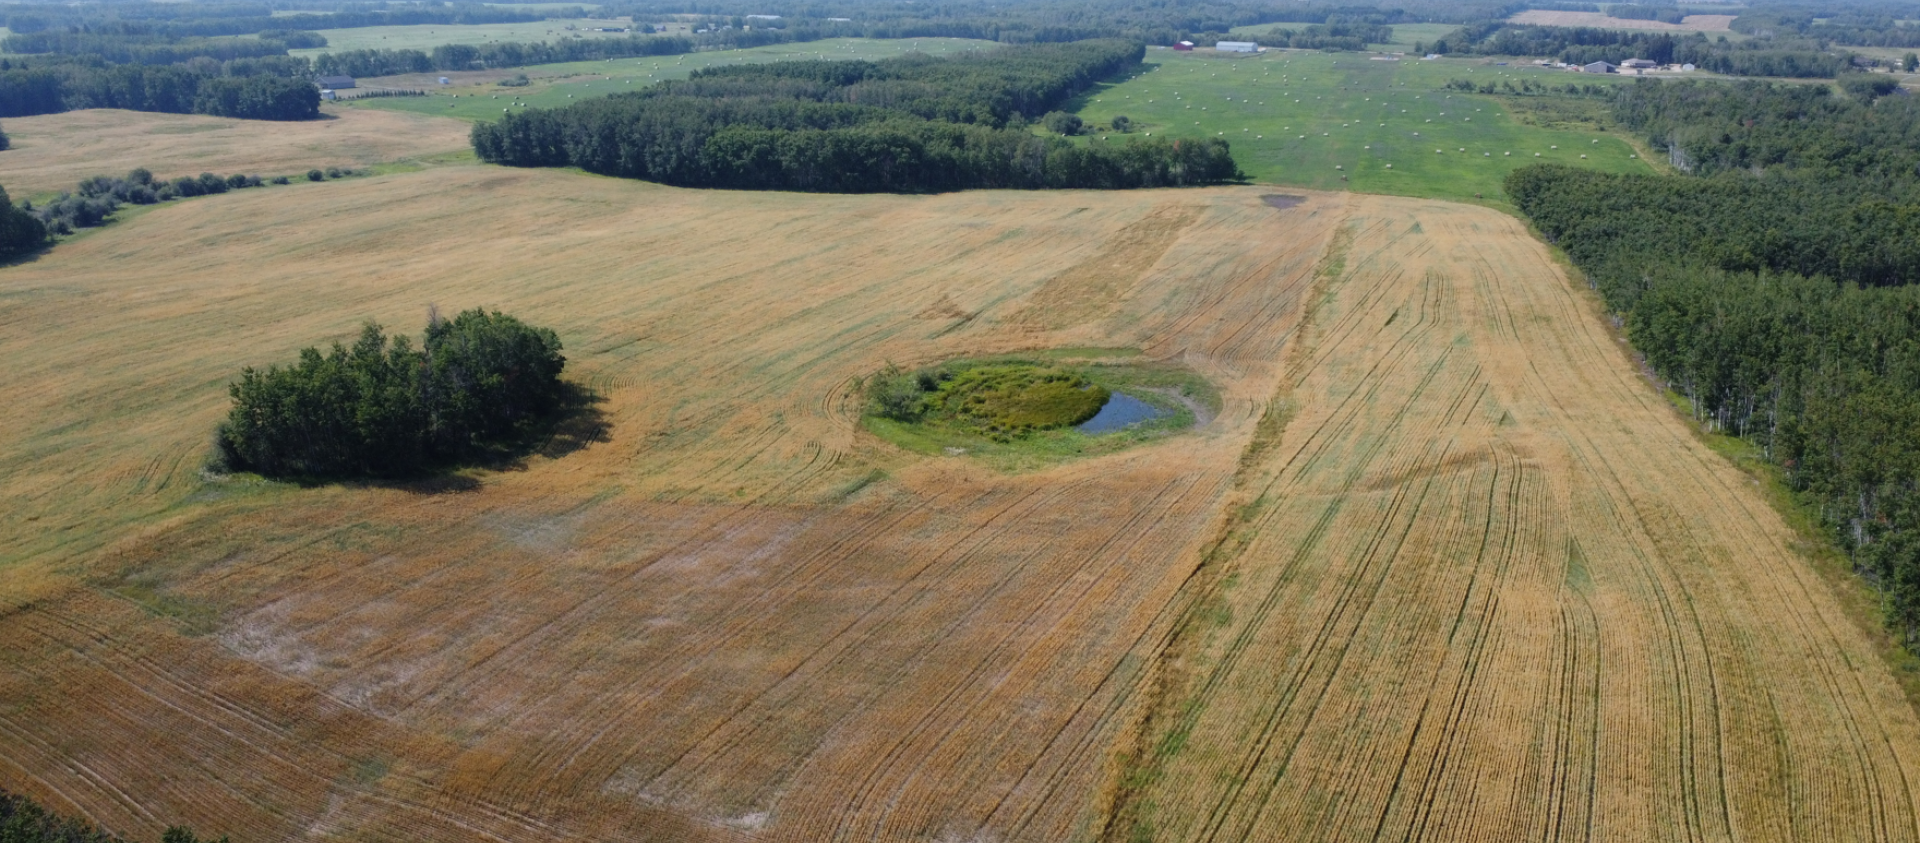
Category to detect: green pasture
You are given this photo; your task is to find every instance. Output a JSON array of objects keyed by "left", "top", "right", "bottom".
[
  {"left": 291, "top": 18, "right": 639, "bottom": 56},
  {"left": 1371, "top": 23, "right": 1465, "bottom": 52},
  {"left": 1070, "top": 49, "right": 1656, "bottom": 205},
  {"left": 340, "top": 37, "right": 997, "bottom": 122}
]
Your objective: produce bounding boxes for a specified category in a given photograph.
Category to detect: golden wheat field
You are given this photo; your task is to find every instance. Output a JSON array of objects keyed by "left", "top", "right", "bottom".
[
  {"left": 1, "top": 164, "right": 1918, "bottom": 843},
  {"left": 0, "top": 108, "right": 470, "bottom": 196}
]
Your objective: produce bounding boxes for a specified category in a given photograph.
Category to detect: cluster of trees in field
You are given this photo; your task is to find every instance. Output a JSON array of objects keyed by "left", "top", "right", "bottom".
[
  {"left": 218, "top": 310, "right": 568, "bottom": 478},
  {"left": 0, "top": 788, "right": 227, "bottom": 843},
  {"left": 472, "top": 40, "right": 1241, "bottom": 192},
  {"left": 1432, "top": 23, "right": 1859, "bottom": 77},
  {"left": 0, "top": 57, "right": 319, "bottom": 119},
  {"left": 1507, "top": 76, "right": 1920, "bottom": 645}
]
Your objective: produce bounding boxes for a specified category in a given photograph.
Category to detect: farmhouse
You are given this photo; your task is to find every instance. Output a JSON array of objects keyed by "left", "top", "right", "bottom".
[
  {"left": 1215, "top": 41, "right": 1258, "bottom": 52},
  {"left": 1173, "top": 41, "right": 1194, "bottom": 51},
  {"left": 316, "top": 75, "right": 356, "bottom": 89},
  {"left": 1581, "top": 61, "right": 1617, "bottom": 73}
]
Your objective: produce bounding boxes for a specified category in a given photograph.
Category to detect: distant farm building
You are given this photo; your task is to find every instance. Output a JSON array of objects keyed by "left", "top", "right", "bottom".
[
  {"left": 317, "top": 75, "right": 356, "bottom": 89},
  {"left": 1215, "top": 41, "right": 1257, "bottom": 52},
  {"left": 437, "top": 76, "right": 451, "bottom": 84},
  {"left": 1581, "top": 61, "right": 1617, "bottom": 73},
  {"left": 1173, "top": 41, "right": 1194, "bottom": 51},
  {"left": 1621, "top": 58, "right": 1657, "bottom": 69}
]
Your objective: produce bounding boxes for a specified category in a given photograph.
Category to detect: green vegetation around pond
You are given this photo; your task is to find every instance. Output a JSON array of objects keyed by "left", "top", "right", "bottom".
[
  {"left": 1068, "top": 49, "right": 1655, "bottom": 205},
  {"left": 863, "top": 352, "right": 1217, "bottom": 471}
]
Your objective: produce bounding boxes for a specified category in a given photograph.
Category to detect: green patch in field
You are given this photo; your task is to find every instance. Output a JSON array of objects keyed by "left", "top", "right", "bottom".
[
  {"left": 1497, "top": 94, "right": 1616, "bottom": 131},
  {"left": 1069, "top": 49, "right": 1654, "bottom": 206},
  {"left": 862, "top": 351, "right": 1217, "bottom": 471}
]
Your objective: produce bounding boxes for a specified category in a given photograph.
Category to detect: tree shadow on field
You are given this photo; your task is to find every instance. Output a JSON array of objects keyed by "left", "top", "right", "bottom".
[
  {"left": 0, "top": 242, "right": 56, "bottom": 269},
  {"left": 503, "top": 381, "right": 612, "bottom": 468}
]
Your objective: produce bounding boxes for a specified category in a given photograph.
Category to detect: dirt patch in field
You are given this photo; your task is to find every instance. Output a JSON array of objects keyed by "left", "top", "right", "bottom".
[
  {"left": 1508, "top": 10, "right": 1738, "bottom": 31},
  {"left": 0, "top": 108, "right": 470, "bottom": 195},
  {"left": 1261, "top": 194, "right": 1308, "bottom": 209}
]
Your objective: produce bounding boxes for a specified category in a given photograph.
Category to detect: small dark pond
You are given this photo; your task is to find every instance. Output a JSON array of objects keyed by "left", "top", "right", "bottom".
[
  {"left": 1262, "top": 194, "right": 1308, "bottom": 210},
  {"left": 1077, "top": 391, "right": 1165, "bottom": 434}
]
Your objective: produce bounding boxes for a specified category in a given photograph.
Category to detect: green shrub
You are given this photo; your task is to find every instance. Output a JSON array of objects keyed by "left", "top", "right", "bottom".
[
  {"left": 865, "top": 365, "right": 927, "bottom": 422},
  {"left": 1043, "top": 110, "right": 1083, "bottom": 136},
  {"left": 306, "top": 168, "right": 324, "bottom": 181},
  {"left": 0, "top": 183, "right": 47, "bottom": 258}
]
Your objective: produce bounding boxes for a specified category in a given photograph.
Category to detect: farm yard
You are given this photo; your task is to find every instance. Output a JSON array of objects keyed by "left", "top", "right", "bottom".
[
  {"left": 0, "top": 108, "right": 470, "bottom": 196},
  {"left": 340, "top": 37, "right": 999, "bottom": 123},
  {"left": 1, "top": 160, "right": 1917, "bottom": 843},
  {"left": 1069, "top": 49, "right": 1653, "bottom": 205}
]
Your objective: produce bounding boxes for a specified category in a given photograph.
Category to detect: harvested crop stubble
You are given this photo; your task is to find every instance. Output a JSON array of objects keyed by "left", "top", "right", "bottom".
[
  {"left": 0, "top": 168, "right": 1915, "bottom": 843},
  {"left": 0, "top": 108, "right": 469, "bottom": 195}
]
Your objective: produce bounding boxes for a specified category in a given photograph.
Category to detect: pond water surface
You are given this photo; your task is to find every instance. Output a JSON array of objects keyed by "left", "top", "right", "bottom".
[{"left": 1077, "top": 391, "right": 1165, "bottom": 434}]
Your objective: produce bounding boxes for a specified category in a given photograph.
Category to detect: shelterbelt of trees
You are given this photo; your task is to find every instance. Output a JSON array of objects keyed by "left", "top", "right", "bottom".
[
  {"left": 0, "top": 56, "right": 319, "bottom": 120},
  {"left": 1508, "top": 78, "right": 1920, "bottom": 644},
  {"left": 1434, "top": 24, "right": 1858, "bottom": 77},
  {"left": 471, "top": 40, "right": 1240, "bottom": 192}
]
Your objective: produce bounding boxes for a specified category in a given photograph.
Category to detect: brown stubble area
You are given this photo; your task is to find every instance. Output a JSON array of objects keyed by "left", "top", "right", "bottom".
[
  {"left": 0, "top": 168, "right": 1343, "bottom": 842},
  {"left": 1115, "top": 194, "right": 1920, "bottom": 841},
  {"left": 0, "top": 108, "right": 471, "bottom": 196},
  {"left": 2, "top": 165, "right": 1917, "bottom": 842}
]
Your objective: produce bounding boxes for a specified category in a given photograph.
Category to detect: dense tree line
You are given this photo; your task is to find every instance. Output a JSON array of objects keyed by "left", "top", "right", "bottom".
[
  {"left": 1733, "top": 8, "right": 1920, "bottom": 49},
  {"left": 313, "top": 32, "right": 705, "bottom": 77},
  {"left": 1435, "top": 23, "right": 1859, "bottom": 77},
  {"left": 472, "top": 40, "right": 1241, "bottom": 192},
  {"left": 3, "top": 2, "right": 559, "bottom": 39},
  {"left": 2, "top": 32, "right": 318, "bottom": 65},
  {"left": 1507, "top": 76, "right": 1920, "bottom": 645},
  {"left": 602, "top": 0, "right": 1512, "bottom": 46},
  {"left": 218, "top": 310, "right": 568, "bottom": 478},
  {"left": 0, "top": 58, "right": 317, "bottom": 119}
]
